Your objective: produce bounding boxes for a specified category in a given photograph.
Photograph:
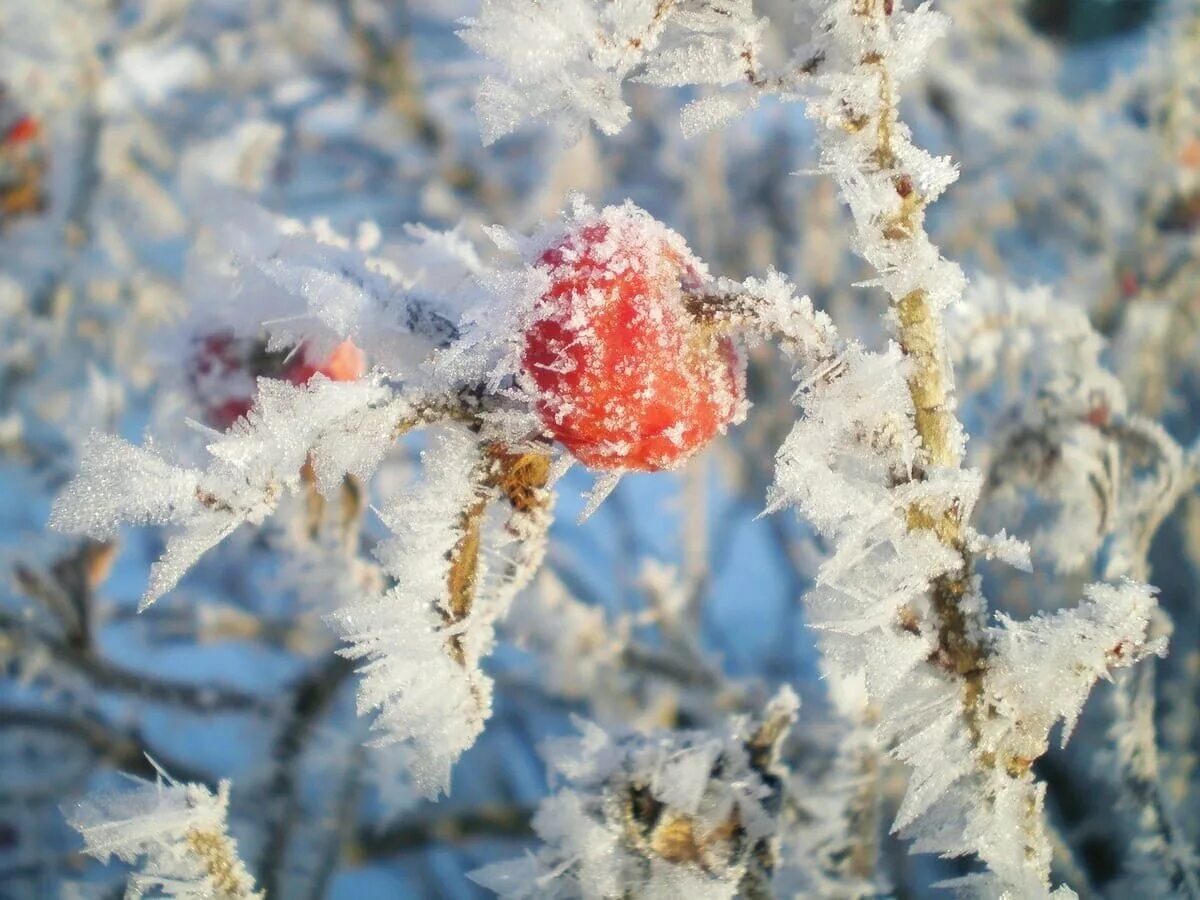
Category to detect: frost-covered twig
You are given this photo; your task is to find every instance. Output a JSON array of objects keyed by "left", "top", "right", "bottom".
[
  {"left": 49, "top": 367, "right": 552, "bottom": 796},
  {"left": 325, "top": 429, "right": 553, "bottom": 798},
  {"left": 66, "top": 771, "right": 262, "bottom": 899},
  {"left": 768, "top": 3, "right": 1169, "bottom": 894},
  {"left": 953, "top": 283, "right": 1200, "bottom": 893},
  {"left": 471, "top": 688, "right": 798, "bottom": 898},
  {"left": 948, "top": 278, "right": 1192, "bottom": 578},
  {"left": 50, "top": 377, "right": 452, "bottom": 608},
  {"left": 460, "top": 0, "right": 822, "bottom": 143}
]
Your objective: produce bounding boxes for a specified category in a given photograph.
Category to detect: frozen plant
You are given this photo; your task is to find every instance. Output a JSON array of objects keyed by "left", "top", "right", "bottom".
[
  {"left": 471, "top": 688, "right": 798, "bottom": 899},
  {"left": 2, "top": 0, "right": 1197, "bottom": 896}
]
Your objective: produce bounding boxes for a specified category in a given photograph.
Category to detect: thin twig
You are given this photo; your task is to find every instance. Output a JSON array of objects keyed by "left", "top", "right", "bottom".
[
  {"left": 256, "top": 653, "right": 356, "bottom": 896},
  {"left": 1, "top": 706, "right": 216, "bottom": 788},
  {"left": 0, "top": 610, "right": 272, "bottom": 714},
  {"left": 355, "top": 806, "right": 534, "bottom": 858}
]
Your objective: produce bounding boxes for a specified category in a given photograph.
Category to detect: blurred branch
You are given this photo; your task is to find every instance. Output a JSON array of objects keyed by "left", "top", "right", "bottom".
[
  {"left": 0, "top": 609, "right": 272, "bottom": 714},
  {"left": 31, "top": 104, "right": 103, "bottom": 317},
  {"left": 0, "top": 706, "right": 216, "bottom": 788},
  {"left": 13, "top": 539, "right": 115, "bottom": 650},
  {"left": 304, "top": 743, "right": 366, "bottom": 900},
  {"left": 257, "top": 653, "right": 356, "bottom": 896},
  {"left": 355, "top": 805, "right": 534, "bottom": 858}
]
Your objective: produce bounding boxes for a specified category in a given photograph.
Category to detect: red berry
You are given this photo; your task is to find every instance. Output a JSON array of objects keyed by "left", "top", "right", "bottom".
[
  {"left": 209, "top": 397, "right": 254, "bottom": 430},
  {"left": 522, "top": 206, "right": 743, "bottom": 471},
  {"left": 1181, "top": 137, "right": 1200, "bottom": 170},
  {"left": 283, "top": 340, "right": 366, "bottom": 385},
  {"left": 187, "top": 333, "right": 366, "bottom": 430},
  {"left": 3, "top": 116, "right": 39, "bottom": 146},
  {"left": 186, "top": 331, "right": 257, "bottom": 429}
]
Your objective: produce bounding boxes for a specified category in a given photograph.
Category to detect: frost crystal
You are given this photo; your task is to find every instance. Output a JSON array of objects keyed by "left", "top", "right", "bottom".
[
  {"left": 762, "top": 3, "right": 1172, "bottom": 896},
  {"left": 947, "top": 277, "right": 1184, "bottom": 580},
  {"left": 66, "top": 772, "right": 261, "bottom": 899},
  {"left": 460, "top": 0, "right": 792, "bottom": 144},
  {"left": 472, "top": 690, "right": 797, "bottom": 899},
  {"left": 986, "top": 581, "right": 1166, "bottom": 753},
  {"left": 327, "top": 428, "right": 492, "bottom": 798},
  {"left": 185, "top": 192, "right": 464, "bottom": 379},
  {"left": 53, "top": 376, "right": 405, "bottom": 608}
]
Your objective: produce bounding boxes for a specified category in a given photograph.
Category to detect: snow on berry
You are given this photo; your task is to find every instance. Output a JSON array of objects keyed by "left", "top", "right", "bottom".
[{"left": 522, "top": 202, "right": 745, "bottom": 471}]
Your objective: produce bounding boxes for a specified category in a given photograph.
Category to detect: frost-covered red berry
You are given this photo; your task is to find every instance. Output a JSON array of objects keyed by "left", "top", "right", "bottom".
[
  {"left": 187, "top": 333, "right": 365, "bottom": 429},
  {"left": 523, "top": 204, "right": 744, "bottom": 471}
]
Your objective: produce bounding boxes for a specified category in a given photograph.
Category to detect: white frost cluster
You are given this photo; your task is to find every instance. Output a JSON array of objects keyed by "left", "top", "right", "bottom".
[
  {"left": 326, "top": 428, "right": 493, "bottom": 799},
  {"left": 65, "top": 772, "right": 261, "bottom": 899},
  {"left": 948, "top": 278, "right": 1188, "bottom": 579},
  {"left": 52, "top": 384, "right": 552, "bottom": 797},
  {"left": 183, "top": 192, "right": 469, "bottom": 382},
  {"left": 472, "top": 689, "right": 797, "bottom": 899},
  {"left": 460, "top": 0, "right": 794, "bottom": 143},
  {"left": 52, "top": 376, "right": 405, "bottom": 608},
  {"left": 985, "top": 581, "right": 1167, "bottom": 755}
]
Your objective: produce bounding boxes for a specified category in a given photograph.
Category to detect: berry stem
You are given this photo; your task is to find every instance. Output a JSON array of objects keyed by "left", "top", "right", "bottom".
[{"left": 443, "top": 447, "right": 553, "bottom": 667}]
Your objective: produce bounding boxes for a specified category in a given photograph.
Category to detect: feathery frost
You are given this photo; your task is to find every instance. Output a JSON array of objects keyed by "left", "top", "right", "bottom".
[
  {"left": 326, "top": 428, "right": 493, "bottom": 798},
  {"left": 66, "top": 772, "right": 261, "bottom": 899},
  {"left": 53, "top": 376, "right": 404, "bottom": 608},
  {"left": 762, "top": 2, "right": 1171, "bottom": 895},
  {"left": 184, "top": 191, "right": 465, "bottom": 380},
  {"left": 42, "top": 1, "right": 1185, "bottom": 892},
  {"left": 460, "top": 0, "right": 799, "bottom": 143},
  {"left": 472, "top": 689, "right": 797, "bottom": 899}
]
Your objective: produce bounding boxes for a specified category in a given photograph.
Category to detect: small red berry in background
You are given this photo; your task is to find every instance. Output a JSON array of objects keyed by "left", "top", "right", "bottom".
[
  {"left": 3, "top": 116, "right": 40, "bottom": 146},
  {"left": 522, "top": 204, "right": 744, "bottom": 472},
  {"left": 284, "top": 340, "right": 366, "bottom": 386},
  {"left": 1180, "top": 136, "right": 1200, "bottom": 171},
  {"left": 0, "top": 108, "right": 47, "bottom": 221},
  {"left": 186, "top": 331, "right": 258, "bottom": 430},
  {"left": 208, "top": 397, "right": 255, "bottom": 430},
  {"left": 1085, "top": 404, "right": 1110, "bottom": 428},
  {"left": 187, "top": 333, "right": 366, "bottom": 430},
  {"left": 1119, "top": 269, "right": 1139, "bottom": 299}
]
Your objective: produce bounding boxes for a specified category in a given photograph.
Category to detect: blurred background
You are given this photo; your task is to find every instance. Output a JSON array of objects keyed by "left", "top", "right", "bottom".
[{"left": 1, "top": 0, "right": 1198, "bottom": 896}]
